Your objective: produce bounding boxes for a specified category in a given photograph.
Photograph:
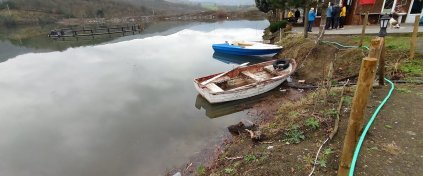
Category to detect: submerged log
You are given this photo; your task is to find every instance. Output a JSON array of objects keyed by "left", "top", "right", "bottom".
[
  {"left": 227, "top": 121, "right": 264, "bottom": 142},
  {"left": 245, "top": 129, "right": 264, "bottom": 143},
  {"left": 228, "top": 122, "right": 255, "bottom": 135}
]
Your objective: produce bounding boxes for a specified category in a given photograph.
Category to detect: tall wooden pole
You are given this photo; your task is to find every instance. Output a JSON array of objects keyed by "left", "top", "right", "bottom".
[
  {"left": 338, "top": 57, "right": 378, "bottom": 176},
  {"left": 410, "top": 15, "right": 420, "bottom": 59},
  {"left": 304, "top": 6, "right": 309, "bottom": 38},
  {"left": 378, "top": 39, "right": 386, "bottom": 85},
  {"left": 359, "top": 11, "right": 369, "bottom": 47}
]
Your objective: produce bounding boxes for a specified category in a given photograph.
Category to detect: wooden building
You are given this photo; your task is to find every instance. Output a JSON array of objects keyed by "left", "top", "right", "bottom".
[{"left": 342, "top": 0, "right": 423, "bottom": 25}]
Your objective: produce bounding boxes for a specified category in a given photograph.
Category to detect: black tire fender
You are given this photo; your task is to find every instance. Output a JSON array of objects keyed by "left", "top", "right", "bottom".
[{"left": 273, "top": 59, "right": 290, "bottom": 70}]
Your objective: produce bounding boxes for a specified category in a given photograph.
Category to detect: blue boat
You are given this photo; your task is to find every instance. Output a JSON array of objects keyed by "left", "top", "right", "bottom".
[
  {"left": 212, "top": 41, "right": 282, "bottom": 56},
  {"left": 212, "top": 52, "right": 269, "bottom": 65}
]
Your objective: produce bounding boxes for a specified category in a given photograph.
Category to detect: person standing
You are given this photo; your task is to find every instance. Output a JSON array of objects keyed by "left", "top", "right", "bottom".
[
  {"left": 288, "top": 10, "right": 295, "bottom": 23},
  {"left": 308, "top": 8, "right": 316, "bottom": 32},
  {"left": 339, "top": 4, "right": 347, "bottom": 29},
  {"left": 332, "top": 4, "right": 341, "bottom": 29},
  {"left": 295, "top": 9, "right": 301, "bottom": 23},
  {"left": 325, "top": 3, "right": 333, "bottom": 30}
]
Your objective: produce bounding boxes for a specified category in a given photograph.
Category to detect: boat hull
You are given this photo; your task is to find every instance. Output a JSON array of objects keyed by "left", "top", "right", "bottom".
[
  {"left": 194, "top": 78, "right": 286, "bottom": 103},
  {"left": 212, "top": 43, "right": 282, "bottom": 56}
]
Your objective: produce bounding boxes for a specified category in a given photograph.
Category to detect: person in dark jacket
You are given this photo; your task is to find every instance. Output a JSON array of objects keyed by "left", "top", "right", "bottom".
[
  {"left": 332, "top": 4, "right": 341, "bottom": 29},
  {"left": 325, "top": 3, "right": 333, "bottom": 30},
  {"left": 295, "top": 9, "right": 301, "bottom": 23}
]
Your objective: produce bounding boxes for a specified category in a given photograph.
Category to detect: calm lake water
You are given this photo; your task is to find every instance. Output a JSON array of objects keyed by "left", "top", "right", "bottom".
[{"left": 0, "top": 20, "right": 270, "bottom": 176}]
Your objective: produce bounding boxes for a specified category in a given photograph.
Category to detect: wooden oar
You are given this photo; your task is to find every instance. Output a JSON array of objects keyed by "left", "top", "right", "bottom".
[{"left": 201, "top": 62, "right": 249, "bottom": 86}]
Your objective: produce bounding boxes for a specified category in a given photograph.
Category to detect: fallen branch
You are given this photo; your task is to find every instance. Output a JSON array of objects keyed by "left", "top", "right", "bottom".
[
  {"left": 243, "top": 167, "right": 260, "bottom": 176},
  {"left": 245, "top": 129, "right": 263, "bottom": 142},
  {"left": 392, "top": 80, "right": 423, "bottom": 84},
  {"left": 309, "top": 80, "right": 349, "bottom": 176},
  {"left": 260, "top": 141, "right": 274, "bottom": 144},
  {"left": 225, "top": 156, "right": 243, "bottom": 160},
  {"left": 329, "top": 80, "right": 350, "bottom": 140},
  {"left": 185, "top": 163, "right": 192, "bottom": 171},
  {"left": 336, "top": 74, "right": 358, "bottom": 82}
]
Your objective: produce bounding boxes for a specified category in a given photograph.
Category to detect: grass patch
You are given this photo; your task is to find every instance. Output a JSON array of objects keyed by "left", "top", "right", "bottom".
[
  {"left": 353, "top": 36, "right": 411, "bottom": 51},
  {"left": 324, "top": 108, "right": 338, "bottom": 118},
  {"left": 305, "top": 117, "right": 320, "bottom": 130},
  {"left": 400, "top": 60, "right": 423, "bottom": 76},
  {"left": 397, "top": 87, "right": 412, "bottom": 93},
  {"left": 283, "top": 125, "right": 305, "bottom": 144},
  {"left": 244, "top": 154, "right": 257, "bottom": 162},
  {"left": 317, "top": 148, "right": 334, "bottom": 168},
  {"left": 224, "top": 167, "right": 235, "bottom": 174},
  {"left": 196, "top": 165, "right": 206, "bottom": 175},
  {"left": 343, "top": 96, "right": 353, "bottom": 106}
]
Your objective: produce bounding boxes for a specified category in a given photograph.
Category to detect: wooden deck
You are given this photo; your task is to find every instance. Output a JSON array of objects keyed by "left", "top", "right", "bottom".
[{"left": 48, "top": 24, "right": 144, "bottom": 40}]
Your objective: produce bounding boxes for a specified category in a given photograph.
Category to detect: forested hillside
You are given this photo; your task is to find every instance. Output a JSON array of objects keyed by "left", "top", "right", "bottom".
[
  {"left": 2, "top": 0, "right": 154, "bottom": 18},
  {"left": 121, "top": 0, "right": 203, "bottom": 14},
  {"left": 0, "top": 0, "right": 203, "bottom": 26}
]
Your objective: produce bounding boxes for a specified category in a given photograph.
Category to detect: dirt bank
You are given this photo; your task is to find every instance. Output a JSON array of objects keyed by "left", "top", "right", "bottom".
[{"left": 189, "top": 33, "right": 422, "bottom": 176}]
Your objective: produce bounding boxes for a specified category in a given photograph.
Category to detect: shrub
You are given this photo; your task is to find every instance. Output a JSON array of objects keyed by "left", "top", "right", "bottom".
[
  {"left": 305, "top": 117, "right": 320, "bottom": 130},
  {"left": 283, "top": 125, "right": 305, "bottom": 144},
  {"left": 244, "top": 154, "right": 257, "bottom": 162},
  {"left": 1, "top": 16, "right": 17, "bottom": 27},
  {"left": 269, "top": 20, "right": 288, "bottom": 33},
  {"left": 196, "top": 165, "right": 206, "bottom": 175},
  {"left": 0, "top": 1, "right": 16, "bottom": 9}
]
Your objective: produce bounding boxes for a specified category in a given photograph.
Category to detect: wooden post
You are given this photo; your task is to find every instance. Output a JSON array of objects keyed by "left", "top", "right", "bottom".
[
  {"left": 122, "top": 27, "right": 125, "bottom": 36},
  {"left": 368, "top": 37, "right": 385, "bottom": 86},
  {"left": 91, "top": 30, "right": 94, "bottom": 39},
  {"left": 359, "top": 11, "right": 369, "bottom": 47},
  {"left": 74, "top": 31, "right": 78, "bottom": 41},
  {"left": 279, "top": 28, "right": 282, "bottom": 43},
  {"left": 410, "top": 15, "right": 420, "bottom": 59},
  {"left": 379, "top": 39, "right": 386, "bottom": 85},
  {"left": 304, "top": 6, "right": 309, "bottom": 38},
  {"left": 369, "top": 37, "right": 385, "bottom": 86},
  {"left": 279, "top": 9, "right": 283, "bottom": 21},
  {"left": 338, "top": 57, "right": 378, "bottom": 176},
  {"left": 368, "top": 38, "right": 381, "bottom": 58}
]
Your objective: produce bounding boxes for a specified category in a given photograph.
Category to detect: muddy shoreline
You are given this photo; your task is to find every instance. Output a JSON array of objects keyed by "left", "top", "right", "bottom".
[{"left": 169, "top": 32, "right": 423, "bottom": 175}]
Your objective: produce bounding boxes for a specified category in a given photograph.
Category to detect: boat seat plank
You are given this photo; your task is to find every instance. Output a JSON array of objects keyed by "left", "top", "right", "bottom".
[
  {"left": 264, "top": 65, "right": 275, "bottom": 73},
  {"left": 213, "top": 76, "right": 231, "bottom": 83},
  {"left": 242, "top": 71, "right": 266, "bottom": 82},
  {"left": 206, "top": 83, "right": 224, "bottom": 93}
]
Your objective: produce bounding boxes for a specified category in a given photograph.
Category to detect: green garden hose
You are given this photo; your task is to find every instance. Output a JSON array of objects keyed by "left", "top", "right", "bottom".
[
  {"left": 349, "top": 78, "right": 395, "bottom": 176},
  {"left": 320, "top": 41, "right": 395, "bottom": 175}
]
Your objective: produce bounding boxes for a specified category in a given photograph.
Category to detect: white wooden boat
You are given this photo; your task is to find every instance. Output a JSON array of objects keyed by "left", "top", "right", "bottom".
[{"left": 194, "top": 59, "right": 297, "bottom": 103}]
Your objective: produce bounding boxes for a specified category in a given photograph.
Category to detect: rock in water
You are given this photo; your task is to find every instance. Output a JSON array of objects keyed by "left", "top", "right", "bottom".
[{"left": 228, "top": 122, "right": 245, "bottom": 135}]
